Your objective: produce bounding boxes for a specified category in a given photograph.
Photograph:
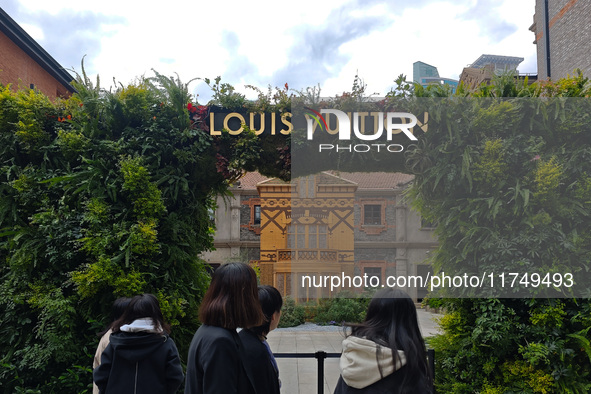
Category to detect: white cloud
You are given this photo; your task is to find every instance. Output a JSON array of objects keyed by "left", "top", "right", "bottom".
[
  {"left": 11, "top": 0, "right": 538, "bottom": 98},
  {"left": 19, "top": 23, "right": 44, "bottom": 41}
]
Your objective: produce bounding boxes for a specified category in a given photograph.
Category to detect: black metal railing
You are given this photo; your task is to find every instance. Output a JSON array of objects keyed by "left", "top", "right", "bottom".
[
  {"left": 274, "top": 351, "right": 339, "bottom": 394},
  {"left": 274, "top": 349, "right": 436, "bottom": 394}
]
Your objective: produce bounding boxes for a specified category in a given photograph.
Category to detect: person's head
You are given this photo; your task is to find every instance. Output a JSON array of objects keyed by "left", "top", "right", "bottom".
[
  {"left": 250, "top": 285, "right": 283, "bottom": 338},
  {"left": 350, "top": 289, "right": 430, "bottom": 387},
  {"left": 110, "top": 297, "right": 132, "bottom": 323},
  {"left": 112, "top": 293, "right": 170, "bottom": 334},
  {"left": 98, "top": 297, "right": 132, "bottom": 336},
  {"left": 359, "top": 289, "right": 421, "bottom": 343},
  {"left": 199, "top": 262, "right": 264, "bottom": 330}
]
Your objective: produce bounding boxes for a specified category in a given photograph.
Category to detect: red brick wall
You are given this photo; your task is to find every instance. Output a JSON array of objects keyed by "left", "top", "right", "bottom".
[{"left": 0, "top": 31, "right": 72, "bottom": 100}]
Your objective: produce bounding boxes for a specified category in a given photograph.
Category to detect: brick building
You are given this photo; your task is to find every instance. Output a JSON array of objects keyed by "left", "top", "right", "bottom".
[
  {"left": 530, "top": 0, "right": 591, "bottom": 80},
  {"left": 201, "top": 172, "right": 437, "bottom": 301},
  {"left": 459, "top": 54, "right": 531, "bottom": 89},
  {"left": 0, "top": 7, "right": 75, "bottom": 100}
]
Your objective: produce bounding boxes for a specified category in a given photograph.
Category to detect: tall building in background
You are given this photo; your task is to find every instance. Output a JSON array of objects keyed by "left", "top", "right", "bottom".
[
  {"left": 459, "top": 54, "right": 528, "bottom": 89},
  {"left": 530, "top": 0, "right": 591, "bottom": 80},
  {"left": 413, "top": 61, "right": 458, "bottom": 93},
  {"left": 413, "top": 61, "right": 440, "bottom": 83},
  {"left": 469, "top": 54, "right": 524, "bottom": 73}
]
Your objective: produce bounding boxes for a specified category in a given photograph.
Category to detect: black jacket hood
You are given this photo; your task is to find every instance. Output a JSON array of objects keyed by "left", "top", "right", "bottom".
[{"left": 108, "top": 331, "right": 168, "bottom": 363}]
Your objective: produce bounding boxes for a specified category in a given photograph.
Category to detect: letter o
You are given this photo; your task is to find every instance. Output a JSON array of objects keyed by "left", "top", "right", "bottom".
[
  {"left": 369, "top": 276, "right": 380, "bottom": 287},
  {"left": 353, "top": 276, "right": 363, "bottom": 287},
  {"left": 387, "top": 144, "right": 404, "bottom": 152},
  {"left": 397, "top": 276, "right": 407, "bottom": 288},
  {"left": 224, "top": 112, "right": 245, "bottom": 135}
]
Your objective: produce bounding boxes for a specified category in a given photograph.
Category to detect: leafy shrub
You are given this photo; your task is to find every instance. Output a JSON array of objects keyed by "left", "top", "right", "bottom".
[
  {"left": 302, "top": 301, "right": 319, "bottom": 321},
  {"left": 0, "top": 72, "right": 286, "bottom": 392},
  {"left": 430, "top": 298, "right": 591, "bottom": 393},
  {"left": 278, "top": 297, "right": 306, "bottom": 328},
  {"left": 422, "top": 296, "right": 444, "bottom": 310},
  {"left": 314, "top": 293, "right": 370, "bottom": 325},
  {"left": 2, "top": 64, "right": 590, "bottom": 394},
  {"left": 407, "top": 73, "right": 591, "bottom": 392}
]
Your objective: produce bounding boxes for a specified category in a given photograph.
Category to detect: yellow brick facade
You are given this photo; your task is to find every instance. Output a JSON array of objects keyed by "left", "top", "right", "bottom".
[
  {"left": 257, "top": 174, "right": 356, "bottom": 301},
  {"left": 201, "top": 171, "right": 438, "bottom": 302}
]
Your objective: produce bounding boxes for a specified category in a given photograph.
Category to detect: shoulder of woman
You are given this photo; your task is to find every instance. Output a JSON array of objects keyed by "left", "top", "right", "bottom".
[
  {"left": 195, "top": 326, "right": 239, "bottom": 348},
  {"left": 197, "top": 325, "right": 236, "bottom": 338},
  {"left": 238, "top": 328, "right": 261, "bottom": 340},
  {"left": 162, "top": 334, "right": 178, "bottom": 346},
  {"left": 239, "top": 329, "right": 266, "bottom": 353},
  {"left": 342, "top": 335, "right": 379, "bottom": 348}
]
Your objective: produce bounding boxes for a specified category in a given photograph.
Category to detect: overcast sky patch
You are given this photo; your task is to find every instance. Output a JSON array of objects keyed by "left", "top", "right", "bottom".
[
  {"left": 1, "top": 0, "right": 537, "bottom": 97},
  {"left": 2, "top": 0, "right": 125, "bottom": 79}
]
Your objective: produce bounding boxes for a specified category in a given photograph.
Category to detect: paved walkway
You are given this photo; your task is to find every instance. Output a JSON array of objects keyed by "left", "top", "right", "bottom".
[{"left": 266, "top": 308, "right": 442, "bottom": 394}]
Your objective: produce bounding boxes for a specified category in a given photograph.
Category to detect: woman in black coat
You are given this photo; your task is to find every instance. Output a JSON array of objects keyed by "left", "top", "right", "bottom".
[
  {"left": 239, "top": 285, "right": 283, "bottom": 394},
  {"left": 185, "top": 262, "right": 265, "bottom": 394},
  {"left": 93, "top": 294, "right": 184, "bottom": 394}
]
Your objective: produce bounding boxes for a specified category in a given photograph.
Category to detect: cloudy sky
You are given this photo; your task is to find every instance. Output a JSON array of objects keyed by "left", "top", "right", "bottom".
[{"left": 2, "top": 0, "right": 536, "bottom": 101}]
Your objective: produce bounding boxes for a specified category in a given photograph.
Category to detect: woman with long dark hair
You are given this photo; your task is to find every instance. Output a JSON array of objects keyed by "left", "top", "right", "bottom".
[
  {"left": 334, "top": 288, "right": 432, "bottom": 394},
  {"left": 93, "top": 293, "right": 184, "bottom": 394},
  {"left": 92, "top": 297, "right": 131, "bottom": 394},
  {"left": 185, "top": 262, "right": 264, "bottom": 394},
  {"left": 239, "top": 285, "right": 283, "bottom": 394}
]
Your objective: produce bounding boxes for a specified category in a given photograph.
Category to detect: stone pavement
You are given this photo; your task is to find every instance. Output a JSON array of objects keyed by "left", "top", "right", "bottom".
[{"left": 266, "top": 308, "right": 442, "bottom": 394}]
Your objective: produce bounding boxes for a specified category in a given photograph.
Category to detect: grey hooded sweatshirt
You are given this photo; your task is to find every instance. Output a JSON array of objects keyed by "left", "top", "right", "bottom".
[
  {"left": 339, "top": 336, "right": 406, "bottom": 389},
  {"left": 334, "top": 335, "right": 432, "bottom": 393}
]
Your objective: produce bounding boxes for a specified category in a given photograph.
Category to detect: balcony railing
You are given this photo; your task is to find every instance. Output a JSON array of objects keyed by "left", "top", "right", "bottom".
[{"left": 277, "top": 249, "right": 338, "bottom": 262}]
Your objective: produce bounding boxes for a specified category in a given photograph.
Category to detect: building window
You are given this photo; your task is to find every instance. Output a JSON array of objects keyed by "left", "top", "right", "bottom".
[
  {"left": 276, "top": 272, "right": 292, "bottom": 297},
  {"left": 298, "top": 272, "right": 314, "bottom": 303},
  {"left": 208, "top": 208, "right": 216, "bottom": 226},
  {"left": 359, "top": 200, "right": 387, "bottom": 235},
  {"left": 364, "top": 204, "right": 382, "bottom": 225},
  {"left": 254, "top": 205, "right": 261, "bottom": 225},
  {"left": 307, "top": 225, "right": 327, "bottom": 248},
  {"left": 364, "top": 267, "right": 382, "bottom": 286},
  {"left": 421, "top": 217, "right": 436, "bottom": 229},
  {"left": 242, "top": 198, "right": 262, "bottom": 235},
  {"left": 287, "top": 224, "right": 305, "bottom": 249},
  {"left": 287, "top": 224, "right": 327, "bottom": 249}
]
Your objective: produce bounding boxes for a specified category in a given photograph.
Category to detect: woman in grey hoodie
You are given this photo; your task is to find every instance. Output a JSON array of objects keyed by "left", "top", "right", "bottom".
[{"left": 334, "top": 289, "right": 432, "bottom": 393}]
